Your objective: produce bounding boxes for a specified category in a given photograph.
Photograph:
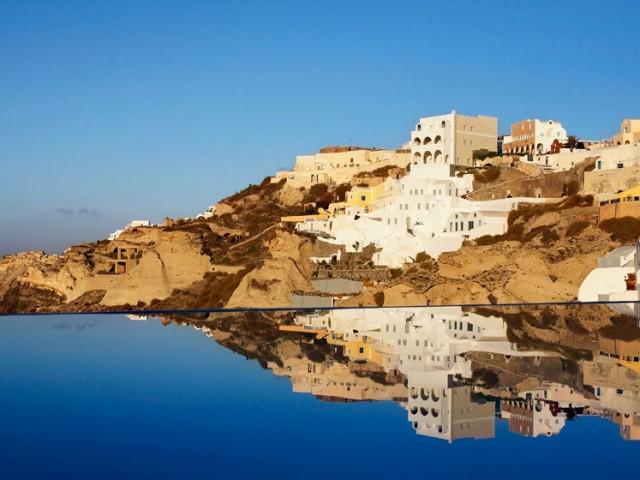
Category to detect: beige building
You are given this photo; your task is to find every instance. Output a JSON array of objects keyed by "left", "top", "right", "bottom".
[
  {"left": 612, "top": 119, "right": 640, "bottom": 145},
  {"left": 408, "top": 374, "right": 495, "bottom": 442},
  {"left": 273, "top": 146, "right": 410, "bottom": 187},
  {"left": 584, "top": 144, "right": 640, "bottom": 195},
  {"left": 410, "top": 111, "right": 498, "bottom": 168}
]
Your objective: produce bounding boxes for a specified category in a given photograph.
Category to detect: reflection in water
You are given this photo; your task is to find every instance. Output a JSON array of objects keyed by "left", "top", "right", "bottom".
[{"left": 171, "top": 304, "right": 640, "bottom": 443}]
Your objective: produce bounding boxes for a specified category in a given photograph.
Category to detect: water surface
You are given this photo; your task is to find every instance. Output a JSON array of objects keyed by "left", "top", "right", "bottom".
[{"left": 1, "top": 305, "right": 639, "bottom": 479}]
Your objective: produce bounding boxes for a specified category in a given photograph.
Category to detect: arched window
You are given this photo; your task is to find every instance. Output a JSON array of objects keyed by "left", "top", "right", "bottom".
[
  {"left": 423, "top": 136, "right": 432, "bottom": 145},
  {"left": 423, "top": 151, "right": 432, "bottom": 164},
  {"left": 413, "top": 137, "right": 421, "bottom": 145},
  {"left": 420, "top": 388, "right": 430, "bottom": 400},
  {"left": 434, "top": 135, "right": 442, "bottom": 144},
  {"left": 431, "top": 389, "right": 440, "bottom": 402},
  {"left": 413, "top": 152, "right": 421, "bottom": 164},
  {"left": 434, "top": 150, "right": 442, "bottom": 163}
]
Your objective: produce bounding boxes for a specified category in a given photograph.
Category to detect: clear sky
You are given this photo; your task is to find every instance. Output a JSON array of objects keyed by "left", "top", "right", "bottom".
[{"left": 1, "top": 0, "right": 639, "bottom": 254}]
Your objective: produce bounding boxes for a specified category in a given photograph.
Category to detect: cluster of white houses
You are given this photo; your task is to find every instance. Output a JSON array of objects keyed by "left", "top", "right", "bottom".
[
  {"left": 274, "top": 111, "right": 640, "bottom": 267},
  {"left": 279, "top": 111, "right": 550, "bottom": 266}
]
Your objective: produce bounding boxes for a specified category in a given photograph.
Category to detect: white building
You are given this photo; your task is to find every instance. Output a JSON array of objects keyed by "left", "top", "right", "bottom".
[
  {"left": 410, "top": 111, "right": 498, "bottom": 168},
  {"left": 534, "top": 119, "right": 568, "bottom": 154},
  {"left": 592, "top": 143, "right": 640, "bottom": 171},
  {"left": 295, "top": 162, "right": 547, "bottom": 266},
  {"left": 108, "top": 219, "right": 151, "bottom": 241},
  {"left": 578, "top": 243, "right": 639, "bottom": 314}
]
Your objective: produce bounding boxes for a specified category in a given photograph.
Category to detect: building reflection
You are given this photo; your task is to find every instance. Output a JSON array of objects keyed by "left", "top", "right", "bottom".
[{"left": 177, "top": 304, "right": 640, "bottom": 443}]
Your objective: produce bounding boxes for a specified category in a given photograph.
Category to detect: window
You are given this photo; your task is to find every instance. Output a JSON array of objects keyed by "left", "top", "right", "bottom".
[
  {"left": 467, "top": 322, "right": 473, "bottom": 331},
  {"left": 361, "top": 195, "right": 366, "bottom": 201},
  {"left": 468, "top": 221, "right": 474, "bottom": 229}
]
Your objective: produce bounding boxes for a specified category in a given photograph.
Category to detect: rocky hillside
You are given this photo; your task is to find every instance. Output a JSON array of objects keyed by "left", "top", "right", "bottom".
[
  {"left": 0, "top": 179, "right": 346, "bottom": 313},
  {"left": 339, "top": 195, "right": 636, "bottom": 307},
  {"left": 1, "top": 168, "right": 636, "bottom": 314}
]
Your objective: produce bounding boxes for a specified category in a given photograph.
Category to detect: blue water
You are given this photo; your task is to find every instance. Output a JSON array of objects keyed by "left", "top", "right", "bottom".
[{"left": 0, "top": 315, "right": 637, "bottom": 479}]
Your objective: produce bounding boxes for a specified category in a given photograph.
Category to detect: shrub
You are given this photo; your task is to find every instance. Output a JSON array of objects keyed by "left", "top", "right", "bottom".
[
  {"left": 561, "top": 194, "right": 593, "bottom": 208},
  {"left": 472, "top": 368, "right": 499, "bottom": 388},
  {"left": 566, "top": 180, "right": 580, "bottom": 196},
  {"left": 333, "top": 183, "right": 351, "bottom": 202},
  {"left": 373, "top": 291, "right": 385, "bottom": 307},
  {"left": 390, "top": 268, "right": 403, "bottom": 279},
  {"left": 599, "top": 216, "right": 640, "bottom": 243},
  {"left": 566, "top": 316, "right": 589, "bottom": 335},
  {"left": 599, "top": 314, "right": 640, "bottom": 341},
  {"left": 541, "top": 227, "right": 560, "bottom": 244},
  {"left": 473, "top": 166, "right": 501, "bottom": 183},
  {"left": 355, "top": 165, "right": 398, "bottom": 178},
  {"left": 475, "top": 234, "right": 502, "bottom": 246},
  {"left": 414, "top": 251, "right": 430, "bottom": 263},
  {"left": 566, "top": 220, "right": 590, "bottom": 237}
]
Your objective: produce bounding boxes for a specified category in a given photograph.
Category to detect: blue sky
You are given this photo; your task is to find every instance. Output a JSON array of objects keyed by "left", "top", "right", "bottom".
[{"left": 1, "top": 0, "right": 639, "bottom": 254}]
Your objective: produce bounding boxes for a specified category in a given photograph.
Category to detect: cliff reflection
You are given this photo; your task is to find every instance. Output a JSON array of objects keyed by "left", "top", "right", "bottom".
[{"left": 168, "top": 304, "right": 640, "bottom": 443}]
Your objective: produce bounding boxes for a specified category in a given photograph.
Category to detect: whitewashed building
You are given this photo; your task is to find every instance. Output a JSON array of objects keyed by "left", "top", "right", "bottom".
[
  {"left": 290, "top": 306, "right": 554, "bottom": 442},
  {"left": 410, "top": 111, "right": 498, "bottom": 168},
  {"left": 295, "top": 162, "right": 539, "bottom": 266}
]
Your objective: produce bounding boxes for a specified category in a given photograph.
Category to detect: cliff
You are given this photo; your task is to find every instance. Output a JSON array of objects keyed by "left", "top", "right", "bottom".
[{"left": 0, "top": 170, "right": 635, "bottom": 314}]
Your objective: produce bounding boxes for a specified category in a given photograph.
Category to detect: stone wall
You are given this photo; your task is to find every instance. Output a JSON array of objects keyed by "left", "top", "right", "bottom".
[
  {"left": 468, "top": 159, "right": 594, "bottom": 201},
  {"left": 584, "top": 166, "right": 640, "bottom": 196},
  {"left": 599, "top": 200, "right": 640, "bottom": 221}
]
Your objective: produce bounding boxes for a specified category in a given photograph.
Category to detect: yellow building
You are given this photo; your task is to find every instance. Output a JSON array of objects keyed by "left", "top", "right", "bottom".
[
  {"left": 345, "top": 182, "right": 388, "bottom": 210},
  {"left": 612, "top": 119, "right": 640, "bottom": 145},
  {"left": 615, "top": 185, "right": 640, "bottom": 201},
  {"left": 343, "top": 338, "right": 386, "bottom": 367}
]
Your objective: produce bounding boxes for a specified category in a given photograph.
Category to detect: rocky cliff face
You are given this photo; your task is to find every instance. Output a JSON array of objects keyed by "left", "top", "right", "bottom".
[{"left": 0, "top": 171, "right": 634, "bottom": 313}]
